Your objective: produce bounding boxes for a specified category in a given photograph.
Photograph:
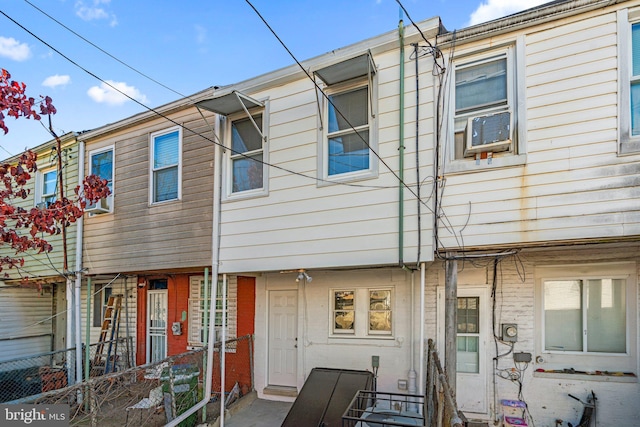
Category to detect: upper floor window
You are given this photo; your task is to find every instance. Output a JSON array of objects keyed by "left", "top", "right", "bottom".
[
  {"left": 150, "top": 127, "right": 181, "bottom": 204},
  {"left": 316, "top": 52, "right": 378, "bottom": 183},
  {"left": 447, "top": 41, "right": 526, "bottom": 171},
  {"left": 331, "top": 287, "right": 392, "bottom": 338},
  {"left": 230, "top": 113, "right": 264, "bottom": 193},
  {"left": 619, "top": 8, "right": 640, "bottom": 154},
  {"left": 37, "top": 168, "right": 57, "bottom": 208},
  {"left": 88, "top": 147, "right": 113, "bottom": 213}
]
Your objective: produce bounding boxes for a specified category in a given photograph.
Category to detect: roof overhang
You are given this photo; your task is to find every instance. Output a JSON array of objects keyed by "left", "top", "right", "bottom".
[
  {"left": 196, "top": 90, "right": 263, "bottom": 116},
  {"left": 314, "top": 52, "right": 376, "bottom": 86}
]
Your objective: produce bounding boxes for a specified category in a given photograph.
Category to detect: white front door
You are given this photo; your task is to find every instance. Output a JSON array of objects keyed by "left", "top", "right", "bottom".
[
  {"left": 147, "top": 290, "right": 168, "bottom": 363},
  {"left": 437, "top": 286, "right": 489, "bottom": 415},
  {"left": 268, "top": 290, "right": 298, "bottom": 387}
]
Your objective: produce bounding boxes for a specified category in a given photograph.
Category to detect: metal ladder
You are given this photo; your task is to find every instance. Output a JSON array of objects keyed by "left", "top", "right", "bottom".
[{"left": 92, "top": 294, "right": 123, "bottom": 375}]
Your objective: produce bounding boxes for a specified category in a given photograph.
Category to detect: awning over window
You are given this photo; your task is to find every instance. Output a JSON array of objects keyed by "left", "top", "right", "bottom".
[
  {"left": 196, "top": 91, "right": 263, "bottom": 116},
  {"left": 314, "top": 52, "right": 376, "bottom": 86}
]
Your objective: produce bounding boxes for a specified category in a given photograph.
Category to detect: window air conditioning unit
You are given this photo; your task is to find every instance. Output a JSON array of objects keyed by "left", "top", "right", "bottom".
[
  {"left": 465, "top": 111, "right": 512, "bottom": 156},
  {"left": 85, "top": 197, "right": 110, "bottom": 214}
]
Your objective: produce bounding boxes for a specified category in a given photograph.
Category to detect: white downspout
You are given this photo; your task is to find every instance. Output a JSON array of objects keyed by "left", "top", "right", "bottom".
[
  {"left": 166, "top": 114, "right": 223, "bottom": 427},
  {"left": 418, "top": 262, "right": 426, "bottom": 396},
  {"left": 220, "top": 273, "right": 228, "bottom": 427},
  {"left": 75, "top": 140, "right": 85, "bottom": 385}
]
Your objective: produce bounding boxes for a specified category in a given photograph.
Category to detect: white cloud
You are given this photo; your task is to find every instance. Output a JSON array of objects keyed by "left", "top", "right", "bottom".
[
  {"left": 195, "top": 25, "right": 207, "bottom": 44},
  {"left": 0, "top": 37, "right": 31, "bottom": 61},
  {"left": 87, "top": 80, "right": 149, "bottom": 106},
  {"left": 468, "top": 0, "right": 549, "bottom": 26},
  {"left": 42, "top": 74, "right": 71, "bottom": 88},
  {"left": 75, "top": 0, "right": 118, "bottom": 26}
]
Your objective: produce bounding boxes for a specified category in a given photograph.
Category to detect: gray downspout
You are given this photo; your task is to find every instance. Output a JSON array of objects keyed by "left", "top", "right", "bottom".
[{"left": 75, "top": 139, "right": 85, "bottom": 386}]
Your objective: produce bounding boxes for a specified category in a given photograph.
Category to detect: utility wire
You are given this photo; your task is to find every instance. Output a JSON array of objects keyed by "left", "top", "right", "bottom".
[
  {"left": 0, "top": 9, "right": 407, "bottom": 192},
  {"left": 243, "top": 0, "right": 423, "bottom": 201}
]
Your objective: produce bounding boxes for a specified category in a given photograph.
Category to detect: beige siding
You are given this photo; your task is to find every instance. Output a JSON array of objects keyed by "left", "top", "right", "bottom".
[
  {"left": 219, "top": 44, "right": 436, "bottom": 273},
  {"left": 438, "top": 7, "right": 640, "bottom": 250},
  {"left": 0, "top": 139, "right": 80, "bottom": 281},
  {"left": 82, "top": 109, "right": 215, "bottom": 274}
]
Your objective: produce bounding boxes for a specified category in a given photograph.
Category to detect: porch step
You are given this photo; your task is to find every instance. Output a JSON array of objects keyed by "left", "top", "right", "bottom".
[{"left": 263, "top": 385, "right": 298, "bottom": 398}]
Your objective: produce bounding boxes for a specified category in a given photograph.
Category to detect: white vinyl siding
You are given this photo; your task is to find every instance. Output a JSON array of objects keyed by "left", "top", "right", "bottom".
[{"left": 618, "top": 7, "right": 640, "bottom": 154}]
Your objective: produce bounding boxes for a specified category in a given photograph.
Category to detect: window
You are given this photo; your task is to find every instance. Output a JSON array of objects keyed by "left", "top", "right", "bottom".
[
  {"left": 330, "top": 288, "right": 392, "bottom": 337},
  {"left": 457, "top": 297, "right": 480, "bottom": 373},
  {"left": 316, "top": 53, "right": 378, "bottom": 182},
  {"left": 447, "top": 40, "right": 526, "bottom": 170},
  {"left": 544, "top": 279, "right": 626, "bottom": 353},
  {"left": 150, "top": 127, "right": 181, "bottom": 203},
  {"left": 618, "top": 8, "right": 640, "bottom": 154},
  {"left": 89, "top": 147, "right": 113, "bottom": 212},
  {"left": 188, "top": 276, "right": 237, "bottom": 347},
  {"left": 230, "top": 114, "right": 264, "bottom": 193},
  {"left": 327, "top": 85, "right": 370, "bottom": 176},
  {"left": 535, "top": 263, "right": 637, "bottom": 376},
  {"left": 93, "top": 285, "right": 112, "bottom": 327},
  {"left": 37, "top": 168, "right": 57, "bottom": 207}
]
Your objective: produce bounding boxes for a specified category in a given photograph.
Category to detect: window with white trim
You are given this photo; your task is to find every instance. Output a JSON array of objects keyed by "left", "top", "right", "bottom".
[
  {"left": 187, "top": 276, "right": 237, "bottom": 348},
  {"left": 150, "top": 127, "right": 181, "bottom": 203},
  {"left": 535, "top": 263, "right": 637, "bottom": 375},
  {"left": 229, "top": 113, "right": 265, "bottom": 194},
  {"left": 93, "top": 284, "right": 112, "bottom": 327},
  {"left": 316, "top": 53, "right": 378, "bottom": 183},
  {"left": 447, "top": 41, "right": 526, "bottom": 170},
  {"left": 36, "top": 167, "right": 57, "bottom": 208},
  {"left": 89, "top": 147, "right": 114, "bottom": 213},
  {"left": 618, "top": 8, "right": 640, "bottom": 154},
  {"left": 331, "top": 287, "right": 392, "bottom": 338},
  {"left": 326, "top": 82, "right": 371, "bottom": 176}
]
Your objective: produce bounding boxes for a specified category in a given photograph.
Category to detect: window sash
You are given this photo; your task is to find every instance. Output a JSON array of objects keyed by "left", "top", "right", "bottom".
[
  {"left": 41, "top": 170, "right": 57, "bottom": 205},
  {"left": 331, "top": 288, "right": 392, "bottom": 337},
  {"left": 455, "top": 56, "right": 507, "bottom": 115},
  {"left": 326, "top": 84, "right": 371, "bottom": 176},
  {"left": 230, "top": 114, "right": 264, "bottom": 193},
  {"left": 151, "top": 129, "right": 180, "bottom": 202},
  {"left": 90, "top": 149, "right": 113, "bottom": 191},
  {"left": 543, "top": 278, "right": 626, "bottom": 354}
]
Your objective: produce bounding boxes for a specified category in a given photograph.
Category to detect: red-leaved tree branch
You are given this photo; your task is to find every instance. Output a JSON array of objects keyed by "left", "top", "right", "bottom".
[{"left": 0, "top": 68, "right": 110, "bottom": 276}]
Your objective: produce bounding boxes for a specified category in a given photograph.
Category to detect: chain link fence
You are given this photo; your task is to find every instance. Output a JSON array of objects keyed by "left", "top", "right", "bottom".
[
  {"left": 10, "top": 335, "right": 253, "bottom": 426},
  {"left": 24, "top": 348, "right": 206, "bottom": 427},
  {"left": 210, "top": 334, "right": 254, "bottom": 401},
  {"left": 0, "top": 337, "right": 133, "bottom": 403}
]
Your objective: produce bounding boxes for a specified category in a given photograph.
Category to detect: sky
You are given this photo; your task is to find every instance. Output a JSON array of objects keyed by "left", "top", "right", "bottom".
[{"left": 0, "top": 0, "right": 549, "bottom": 158}]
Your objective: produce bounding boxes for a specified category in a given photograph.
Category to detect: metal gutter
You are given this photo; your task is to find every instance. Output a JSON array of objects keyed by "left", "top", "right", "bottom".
[{"left": 437, "top": 0, "right": 628, "bottom": 46}]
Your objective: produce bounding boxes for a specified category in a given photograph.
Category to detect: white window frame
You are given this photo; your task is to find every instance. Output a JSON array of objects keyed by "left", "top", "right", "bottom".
[
  {"left": 534, "top": 262, "right": 637, "bottom": 375},
  {"left": 223, "top": 103, "right": 269, "bottom": 200},
  {"left": 618, "top": 8, "right": 640, "bottom": 154},
  {"left": 35, "top": 167, "right": 57, "bottom": 208},
  {"left": 149, "top": 126, "right": 182, "bottom": 205},
  {"left": 89, "top": 145, "right": 114, "bottom": 213},
  {"left": 187, "top": 276, "right": 237, "bottom": 349},
  {"left": 318, "top": 75, "right": 378, "bottom": 184},
  {"left": 93, "top": 284, "right": 113, "bottom": 328},
  {"left": 445, "top": 38, "right": 527, "bottom": 173},
  {"left": 329, "top": 287, "right": 393, "bottom": 339}
]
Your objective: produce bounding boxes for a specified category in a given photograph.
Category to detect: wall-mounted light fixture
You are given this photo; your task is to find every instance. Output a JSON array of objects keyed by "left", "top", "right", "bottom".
[{"left": 296, "top": 269, "right": 312, "bottom": 283}]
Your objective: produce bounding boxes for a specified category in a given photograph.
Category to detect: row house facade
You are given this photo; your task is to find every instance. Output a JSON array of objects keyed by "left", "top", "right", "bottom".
[{"left": 1, "top": 0, "right": 638, "bottom": 425}]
